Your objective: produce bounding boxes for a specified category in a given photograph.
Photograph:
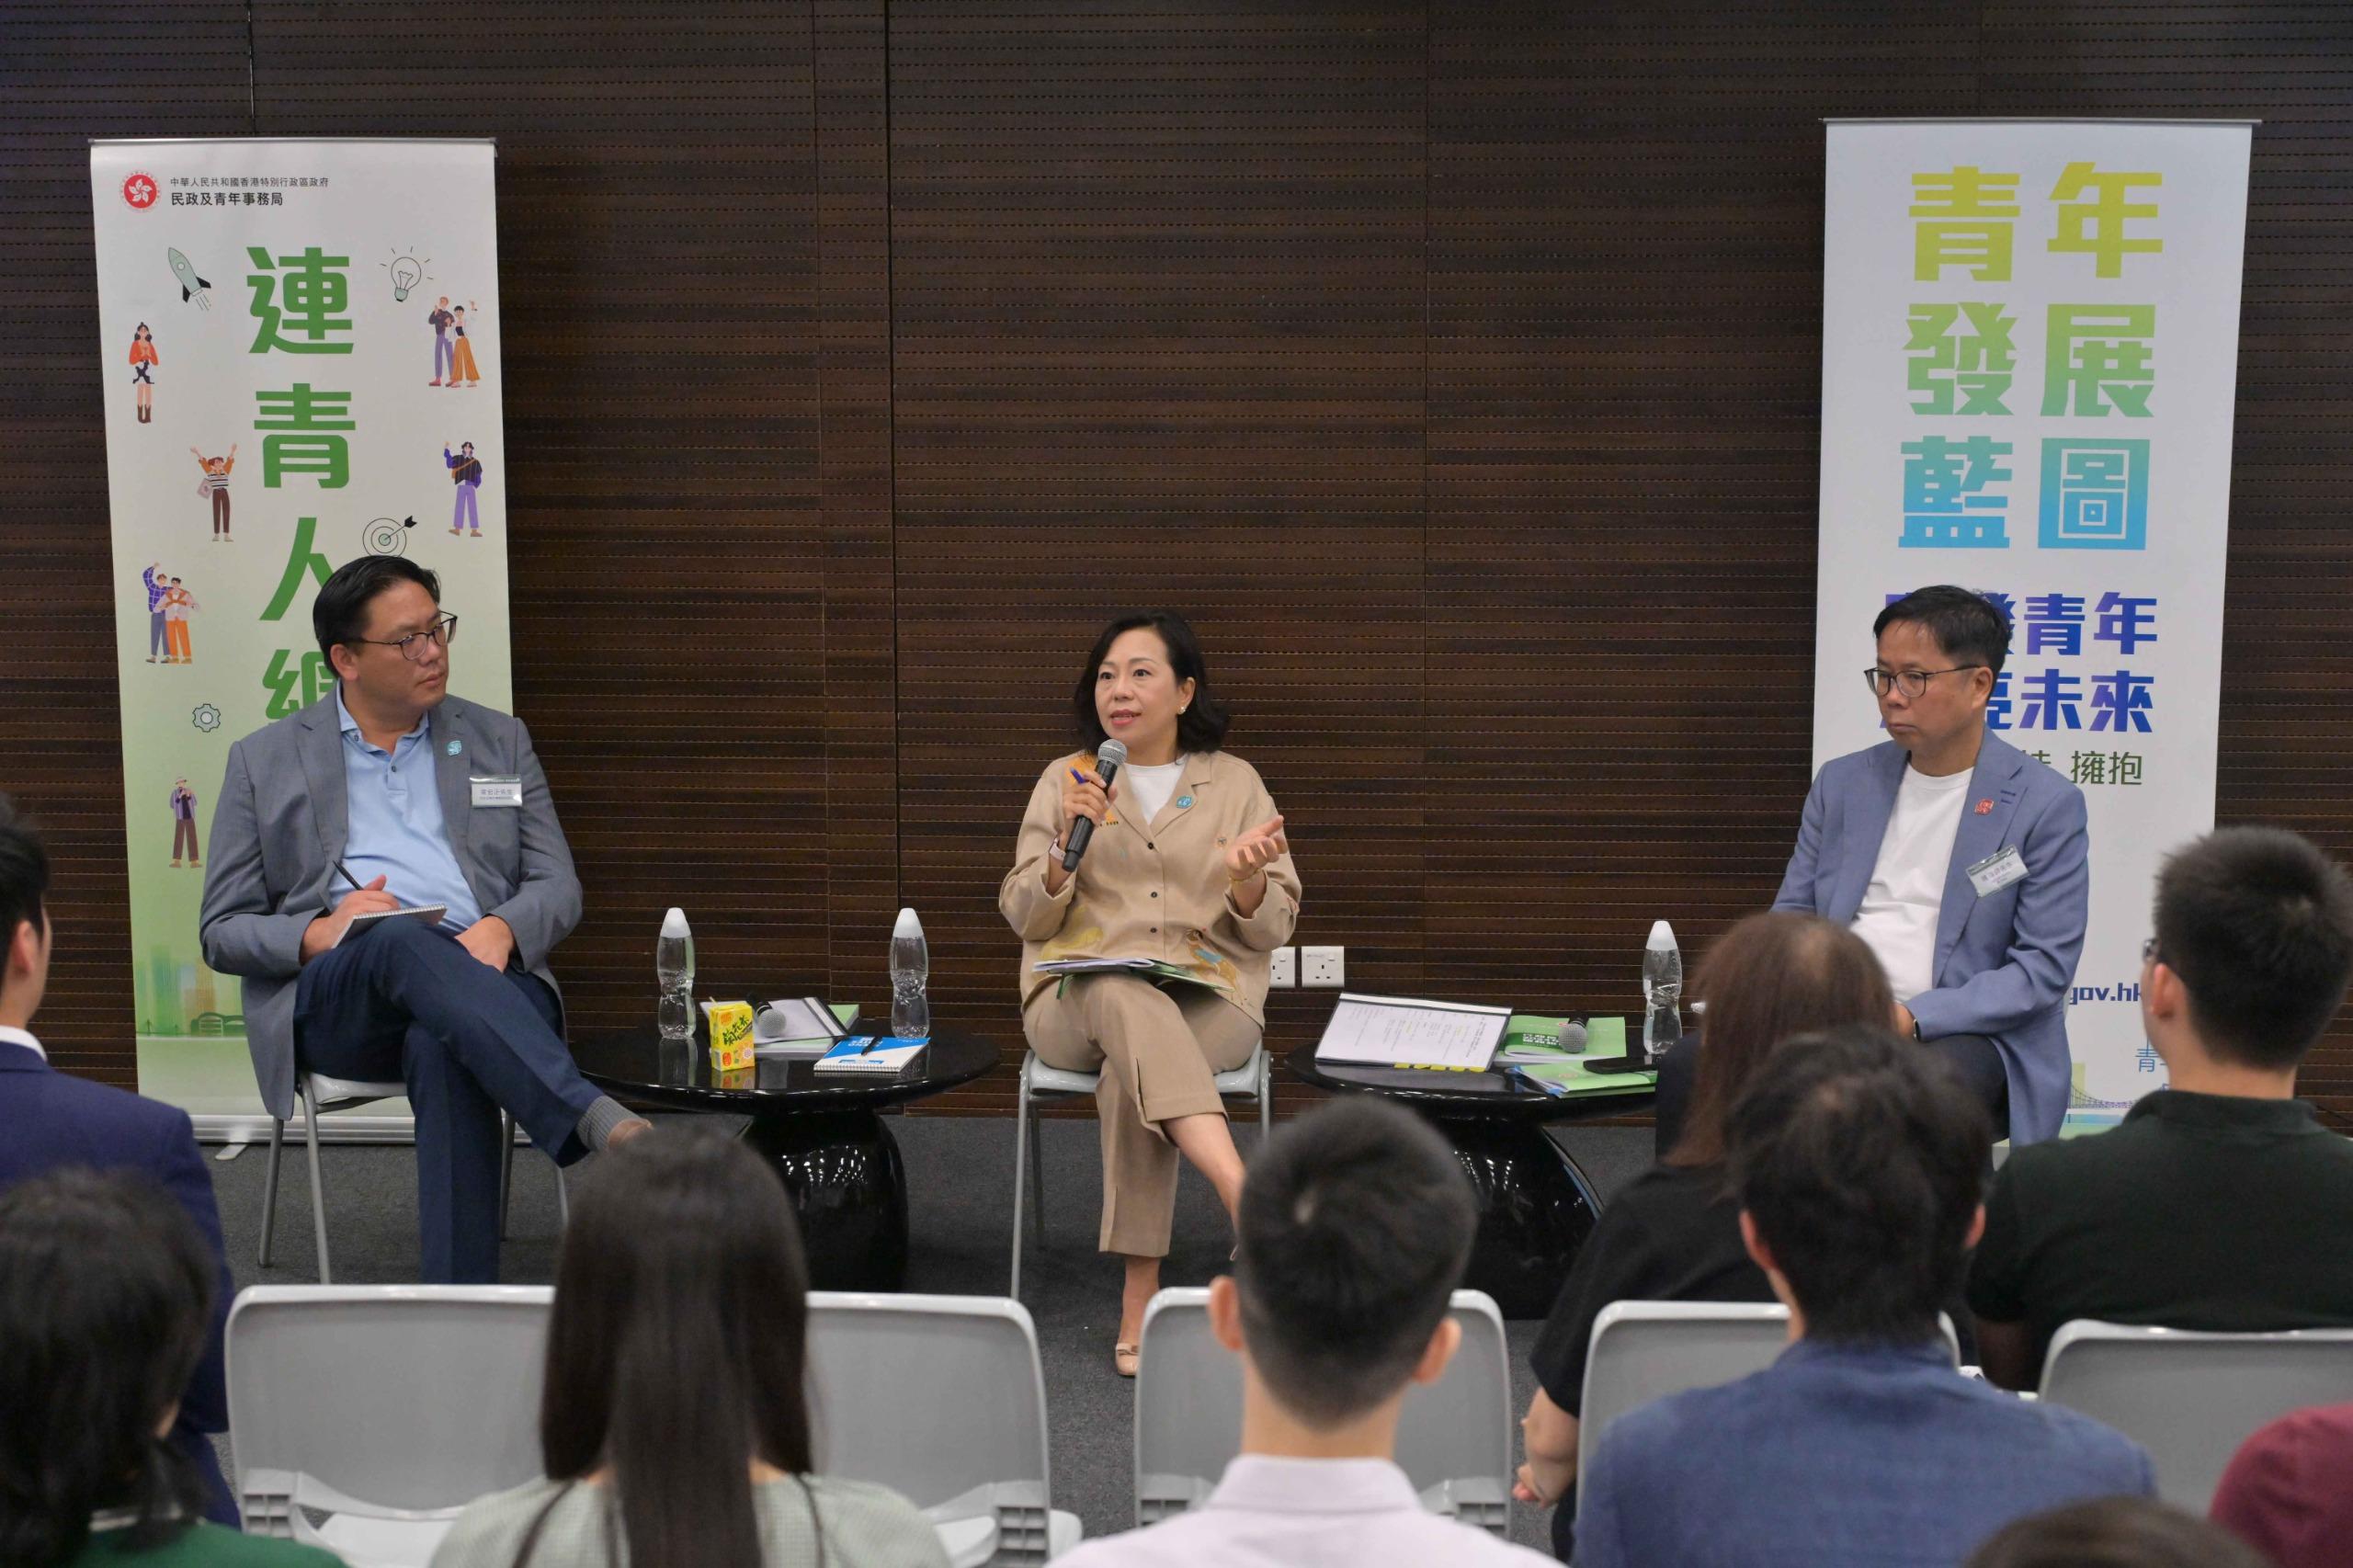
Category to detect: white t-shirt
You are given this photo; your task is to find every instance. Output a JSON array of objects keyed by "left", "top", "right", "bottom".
[
  {"left": 1120, "top": 757, "right": 1187, "bottom": 824},
  {"left": 1848, "top": 763, "right": 1974, "bottom": 1004}
]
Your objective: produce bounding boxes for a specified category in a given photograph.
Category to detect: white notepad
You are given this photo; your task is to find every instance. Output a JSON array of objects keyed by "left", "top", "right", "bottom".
[{"left": 333, "top": 904, "right": 447, "bottom": 948}]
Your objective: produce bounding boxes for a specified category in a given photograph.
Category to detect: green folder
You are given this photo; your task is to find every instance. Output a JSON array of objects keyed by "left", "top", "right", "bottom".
[{"left": 1499, "top": 1013, "right": 1654, "bottom": 1097}]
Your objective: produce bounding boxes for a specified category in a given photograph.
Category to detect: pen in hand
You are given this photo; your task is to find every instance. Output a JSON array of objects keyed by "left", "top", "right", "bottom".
[{"left": 335, "top": 859, "right": 403, "bottom": 909}]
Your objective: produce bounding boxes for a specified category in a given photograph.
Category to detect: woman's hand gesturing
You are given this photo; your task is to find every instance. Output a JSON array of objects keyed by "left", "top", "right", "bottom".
[{"left": 1223, "top": 815, "right": 1287, "bottom": 884}]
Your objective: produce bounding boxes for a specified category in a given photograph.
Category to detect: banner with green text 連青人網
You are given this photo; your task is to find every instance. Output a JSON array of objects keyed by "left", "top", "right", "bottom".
[
  {"left": 1815, "top": 120, "right": 2252, "bottom": 1130},
  {"left": 91, "top": 139, "right": 513, "bottom": 1119}
]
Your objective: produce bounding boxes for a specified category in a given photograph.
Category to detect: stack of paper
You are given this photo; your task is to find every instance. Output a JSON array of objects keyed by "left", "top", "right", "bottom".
[
  {"left": 1506, "top": 1017, "right": 1654, "bottom": 1098},
  {"left": 1313, "top": 994, "right": 1513, "bottom": 1070}
]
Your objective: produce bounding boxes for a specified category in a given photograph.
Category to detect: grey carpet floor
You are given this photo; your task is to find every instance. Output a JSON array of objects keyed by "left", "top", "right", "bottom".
[{"left": 203, "top": 1114, "right": 1655, "bottom": 1553}]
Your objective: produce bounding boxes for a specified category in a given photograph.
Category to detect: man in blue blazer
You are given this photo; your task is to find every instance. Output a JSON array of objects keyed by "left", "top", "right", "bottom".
[
  {"left": 200, "top": 555, "right": 646, "bottom": 1283},
  {"left": 0, "top": 797, "right": 239, "bottom": 1525},
  {"left": 1774, "top": 585, "right": 2089, "bottom": 1145}
]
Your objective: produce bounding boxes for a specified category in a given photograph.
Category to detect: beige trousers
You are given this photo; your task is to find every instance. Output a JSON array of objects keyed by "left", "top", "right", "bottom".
[{"left": 1024, "top": 974, "right": 1261, "bottom": 1257}]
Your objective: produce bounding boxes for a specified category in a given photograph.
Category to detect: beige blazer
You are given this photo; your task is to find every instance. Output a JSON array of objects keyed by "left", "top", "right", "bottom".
[{"left": 1000, "top": 748, "right": 1302, "bottom": 1026}]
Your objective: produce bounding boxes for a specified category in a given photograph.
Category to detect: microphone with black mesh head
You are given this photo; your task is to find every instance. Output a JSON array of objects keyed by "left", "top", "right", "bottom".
[{"left": 1062, "top": 738, "right": 1128, "bottom": 870}]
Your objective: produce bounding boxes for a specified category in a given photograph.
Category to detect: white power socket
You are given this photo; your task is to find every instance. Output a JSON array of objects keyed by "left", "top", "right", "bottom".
[
  {"left": 1302, "top": 945, "right": 1346, "bottom": 988},
  {"left": 1268, "top": 946, "right": 1298, "bottom": 989}
]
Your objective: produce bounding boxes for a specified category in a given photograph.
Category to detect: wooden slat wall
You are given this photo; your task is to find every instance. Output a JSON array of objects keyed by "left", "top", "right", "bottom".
[{"left": 5, "top": 1, "right": 2348, "bottom": 1124}]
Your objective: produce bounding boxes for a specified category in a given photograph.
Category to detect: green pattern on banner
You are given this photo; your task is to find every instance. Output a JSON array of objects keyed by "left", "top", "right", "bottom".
[{"left": 90, "top": 141, "right": 512, "bottom": 1117}]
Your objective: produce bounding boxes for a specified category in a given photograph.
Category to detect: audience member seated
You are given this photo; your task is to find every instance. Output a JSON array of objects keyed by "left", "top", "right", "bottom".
[
  {"left": 1514, "top": 912, "right": 1892, "bottom": 1556},
  {"left": 1575, "top": 1027, "right": 2153, "bottom": 1568},
  {"left": 430, "top": 1127, "right": 946, "bottom": 1568},
  {"left": 2210, "top": 1403, "right": 2353, "bottom": 1568},
  {"left": 1964, "top": 1497, "right": 2272, "bottom": 1568},
  {"left": 0, "top": 797, "right": 237, "bottom": 1527},
  {"left": 0, "top": 1168, "right": 336, "bottom": 1568},
  {"left": 1054, "top": 1096, "right": 1553, "bottom": 1567},
  {"left": 1970, "top": 826, "right": 2353, "bottom": 1391}
]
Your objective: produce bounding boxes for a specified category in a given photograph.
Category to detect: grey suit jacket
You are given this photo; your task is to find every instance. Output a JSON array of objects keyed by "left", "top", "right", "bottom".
[
  {"left": 1771, "top": 731, "right": 2090, "bottom": 1145},
  {"left": 199, "top": 693, "right": 581, "bottom": 1120}
]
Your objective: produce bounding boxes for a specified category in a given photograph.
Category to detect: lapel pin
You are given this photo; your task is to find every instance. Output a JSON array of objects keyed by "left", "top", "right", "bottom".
[
  {"left": 1974, "top": 799, "right": 1994, "bottom": 814},
  {"left": 1175, "top": 795, "right": 1193, "bottom": 810},
  {"left": 447, "top": 740, "right": 462, "bottom": 756}
]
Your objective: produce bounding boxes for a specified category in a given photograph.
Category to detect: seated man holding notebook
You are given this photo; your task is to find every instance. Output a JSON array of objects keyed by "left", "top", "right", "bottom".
[{"left": 200, "top": 556, "right": 645, "bottom": 1284}]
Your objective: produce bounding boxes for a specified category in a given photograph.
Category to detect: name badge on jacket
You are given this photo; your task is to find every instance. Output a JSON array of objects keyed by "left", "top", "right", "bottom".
[
  {"left": 471, "top": 776, "right": 523, "bottom": 809},
  {"left": 1967, "top": 846, "right": 2028, "bottom": 898}
]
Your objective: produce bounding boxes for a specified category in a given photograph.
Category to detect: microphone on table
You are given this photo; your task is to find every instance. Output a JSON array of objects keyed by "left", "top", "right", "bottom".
[{"left": 1062, "top": 737, "right": 1128, "bottom": 870}]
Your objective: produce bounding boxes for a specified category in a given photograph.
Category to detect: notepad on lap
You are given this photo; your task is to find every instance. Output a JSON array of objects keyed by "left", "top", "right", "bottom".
[
  {"left": 332, "top": 904, "right": 448, "bottom": 948},
  {"left": 813, "top": 1036, "right": 930, "bottom": 1074}
]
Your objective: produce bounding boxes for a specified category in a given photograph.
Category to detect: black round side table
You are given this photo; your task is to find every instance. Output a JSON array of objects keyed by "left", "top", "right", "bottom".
[{"left": 572, "top": 1016, "right": 996, "bottom": 1292}]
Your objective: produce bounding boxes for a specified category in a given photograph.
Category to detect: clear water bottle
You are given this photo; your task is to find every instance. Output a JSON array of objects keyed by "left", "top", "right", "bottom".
[
  {"left": 890, "top": 906, "right": 931, "bottom": 1040},
  {"left": 1642, "top": 919, "right": 1683, "bottom": 1062},
  {"left": 656, "top": 906, "right": 694, "bottom": 1042}
]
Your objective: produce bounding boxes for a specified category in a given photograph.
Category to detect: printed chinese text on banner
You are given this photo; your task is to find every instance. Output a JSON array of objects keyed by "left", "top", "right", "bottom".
[
  {"left": 1815, "top": 120, "right": 2253, "bottom": 1128},
  {"left": 91, "top": 139, "right": 515, "bottom": 1121}
]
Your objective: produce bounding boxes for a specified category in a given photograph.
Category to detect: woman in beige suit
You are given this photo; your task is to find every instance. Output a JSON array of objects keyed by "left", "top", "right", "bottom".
[{"left": 1000, "top": 611, "right": 1300, "bottom": 1375}]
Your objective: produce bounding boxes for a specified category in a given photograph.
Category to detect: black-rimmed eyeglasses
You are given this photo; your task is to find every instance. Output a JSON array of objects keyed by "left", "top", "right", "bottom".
[
  {"left": 351, "top": 612, "right": 458, "bottom": 664},
  {"left": 1863, "top": 665, "right": 1984, "bottom": 699}
]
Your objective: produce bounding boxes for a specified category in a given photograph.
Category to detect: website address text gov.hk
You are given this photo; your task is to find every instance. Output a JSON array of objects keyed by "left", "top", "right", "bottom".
[{"left": 2067, "top": 980, "right": 2143, "bottom": 1006}]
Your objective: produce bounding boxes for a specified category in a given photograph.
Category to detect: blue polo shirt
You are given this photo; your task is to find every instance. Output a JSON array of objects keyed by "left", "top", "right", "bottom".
[
  {"left": 1575, "top": 1338, "right": 2153, "bottom": 1568},
  {"left": 335, "top": 687, "right": 482, "bottom": 933}
]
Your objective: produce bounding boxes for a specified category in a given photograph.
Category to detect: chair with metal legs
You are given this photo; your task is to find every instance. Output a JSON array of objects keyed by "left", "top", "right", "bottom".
[
  {"left": 256, "top": 1072, "right": 563, "bottom": 1282},
  {"left": 1008, "top": 1042, "right": 1271, "bottom": 1298}
]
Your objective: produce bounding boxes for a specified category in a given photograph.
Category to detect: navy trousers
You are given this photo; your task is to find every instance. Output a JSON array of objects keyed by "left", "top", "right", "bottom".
[{"left": 293, "top": 917, "right": 602, "bottom": 1283}]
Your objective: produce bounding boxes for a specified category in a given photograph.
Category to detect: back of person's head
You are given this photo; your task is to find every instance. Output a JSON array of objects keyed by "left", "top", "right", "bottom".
[
  {"left": 1230, "top": 1096, "right": 1477, "bottom": 1428},
  {"left": 2211, "top": 1402, "right": 2353, "bottom": 1568},
  {"left": 1669, "top": 913, "right": 1895, "bottom": 1166},
  {"left": 536, "top": 1127, "right": 815, "bottom": 1568},
  {"left": 1964, "top": 1496, "right": 2273, "bottom": 1568},
  {"left": 0, "top": 794, "right": 51, "bottom": 994},
  {"left": 1728, "top": 1025, "right": 1987, "bottom": 1344},
  {"left": 0, "top": 1169, "right": 215, "bottom": 1568},
  {"left": 2153, "top": 826, "right": 2353, "bottom": 1071}
]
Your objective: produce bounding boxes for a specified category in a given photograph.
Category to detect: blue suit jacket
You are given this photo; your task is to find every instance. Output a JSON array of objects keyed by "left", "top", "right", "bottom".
[
  {"left": 1772, "top": 733, "right": 2090, "bottom": 1144},
  {"left": 0, "top": 1039, "right": 239, "bottom": 1525}
]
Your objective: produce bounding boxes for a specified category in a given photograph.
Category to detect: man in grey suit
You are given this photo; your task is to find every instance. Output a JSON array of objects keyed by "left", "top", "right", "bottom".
[
  {"left": 1654, "top": 585, "right": 2090, "bottom": 1150},
  {"left": 200, "top": 556, "right": 645, "bottom": 1281}
]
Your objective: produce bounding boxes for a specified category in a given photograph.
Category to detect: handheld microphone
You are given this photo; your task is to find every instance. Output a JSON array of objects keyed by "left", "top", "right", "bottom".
[{"left": 1062, "top": 738, "right": 1128, "bottom": 870}]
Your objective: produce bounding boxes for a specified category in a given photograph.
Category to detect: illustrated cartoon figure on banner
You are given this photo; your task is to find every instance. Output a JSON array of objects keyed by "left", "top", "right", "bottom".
[
  {"left": 167, "top": 778, "right": 199, "bottom": 869},
  {"left": 428, "top": 295, "right": 455, "bottom": 384},
  {"left": 189, "top": 444, "right": 234, "bottom": 541},
  {"left": 140, "top": 563, "right": 171, "bottom": 664},
  {"left": 448, "top": 301, "right": 483, "bottom": 388},
  {"left": 128, "top": 323, "right": 158, "bottom": 423},
  {"left": 445, "top": 440, "right": 483, "bottom": 537},
  {"left": 162, "top": 577, "right": 199, "bottom": 665},
  {"left": 166, "top": 247, "right": 211, "bottom": 311}
]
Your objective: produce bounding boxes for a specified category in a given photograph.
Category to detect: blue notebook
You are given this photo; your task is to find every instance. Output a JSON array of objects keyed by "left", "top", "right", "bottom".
[{"left": 813, "top": 1035, "right": 930, "bottom": 1074}]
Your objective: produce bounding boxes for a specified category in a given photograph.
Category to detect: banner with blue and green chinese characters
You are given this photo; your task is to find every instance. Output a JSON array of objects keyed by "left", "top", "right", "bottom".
[
  {"left": 90, "top": 139, "right": 514, "bottom": 1119},
  {"left": 1815, "top": 120, "right": 2252, "bottom": 1130}
]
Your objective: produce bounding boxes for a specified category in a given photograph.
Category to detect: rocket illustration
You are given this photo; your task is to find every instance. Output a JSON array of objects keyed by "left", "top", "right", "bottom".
[{"left": 166, "top": 248, "right": 211, "bottom": 311}]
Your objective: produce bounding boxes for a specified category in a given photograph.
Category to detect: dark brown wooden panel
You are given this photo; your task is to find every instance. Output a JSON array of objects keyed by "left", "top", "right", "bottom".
[
  {"left": 886, "top": 1, "right": 1427, "bottom": 1113},
  {"left": 246, "top": 2, "right": 831, "bottom": 1036}
]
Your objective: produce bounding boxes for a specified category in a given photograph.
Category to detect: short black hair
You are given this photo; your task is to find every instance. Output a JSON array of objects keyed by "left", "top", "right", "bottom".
[
  {"left": 0, "top": 793, "right": 49, "bottom": 954},
  {"left": 313, "top": 555, "right": 440, "bottom": 664},
  {"left": 1073, "top": 610, "right": 1232, "bottom": 754},
  {"left": 0, "top": 1169, "right": 215, "bottom": 1568},
  {"left": 2154, "top": 826, "right": 2353, "bottom": 1070},
  {"left": 1730, "top": 1025, "right": 1987, "bottom": 1345},
  {"left": 1874, "top": 585, "right": 2013, "bottom": 678},
  {"left": 1964, "top": 1497, "right": 2271, "bottom": 1568},
  {"left": 1233, "top": 1097, "right": 1476, "bottom": 1427}
]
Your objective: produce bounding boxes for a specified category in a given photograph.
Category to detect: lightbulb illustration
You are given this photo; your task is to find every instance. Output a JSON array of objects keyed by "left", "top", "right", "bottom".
[{"left": 388, "top": 254, "right": 424, "bottom": 302}]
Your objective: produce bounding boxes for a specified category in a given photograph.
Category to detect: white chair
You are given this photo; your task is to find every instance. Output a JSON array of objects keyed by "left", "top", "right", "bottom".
[
  {"left": 1576, "top": 1302, "right": 1961, "bottom": 1500},
  {"left": 1133, "top": 1287, "right": 1514, "bottom": 1535},
  {"left": 1009, "top": 1043, "right": 1270, "bottom": 1298},
  {"left": 806, "top": 1292, "right": 1082, "bottom": 1565},
  {"left": 257, "top": 1071, "right": 564, "bottom": 1282},
  {"left": 227, "top": 1285, "right": 553, "bottom": 1566},
  {"left": 2038, "top": 1320, "right": 2353, "bottom": 1510}
]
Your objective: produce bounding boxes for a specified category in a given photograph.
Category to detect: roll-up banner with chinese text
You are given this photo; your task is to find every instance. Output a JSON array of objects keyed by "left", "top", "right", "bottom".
[
  {"left": 91, "top": 139, "right": 513, "bottom": 1125},
  {"left": 1815, "top": 120, "right": 2253, "bottom": 1126}
]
